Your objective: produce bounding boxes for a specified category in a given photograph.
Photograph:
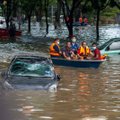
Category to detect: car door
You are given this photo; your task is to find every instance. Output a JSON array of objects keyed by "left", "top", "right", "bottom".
[{"left": 104, "top": 40, "right": 120, "bottom": 55}]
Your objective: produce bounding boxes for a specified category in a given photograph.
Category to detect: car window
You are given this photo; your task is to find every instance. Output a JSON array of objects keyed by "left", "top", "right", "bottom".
[
  {"left": 10, "top": 59, "right": 54, "bottom": 77},
  {"left": 107, "top": 41, "right": 120, "bottom": 51},
  {"left": 98, "top": 40, "right": 112, "bottom": 50},
  {"left": 98, "top": 39, "right": 120, "bottom": 50}
]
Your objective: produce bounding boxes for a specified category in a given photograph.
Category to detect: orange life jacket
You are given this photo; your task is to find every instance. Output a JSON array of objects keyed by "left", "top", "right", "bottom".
[
  {"left": 49, "top": 43, "right": 60, "bottom": 56},
  {"left": 78, "top": 46, "right": 91, "bottom": 56}
]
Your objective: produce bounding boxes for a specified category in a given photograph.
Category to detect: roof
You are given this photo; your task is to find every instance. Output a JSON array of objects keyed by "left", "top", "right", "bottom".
[{"left": 13, "top": 54, "right": 49, "bottom": 60}]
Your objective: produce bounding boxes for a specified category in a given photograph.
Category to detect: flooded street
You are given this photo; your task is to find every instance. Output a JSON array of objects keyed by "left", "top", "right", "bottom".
[{"left": 0, "top": 25, "right": 120, "bottom": 120}]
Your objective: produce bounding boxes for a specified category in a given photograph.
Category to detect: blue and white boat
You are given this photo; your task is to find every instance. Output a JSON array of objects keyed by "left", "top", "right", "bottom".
[{"left": 51, "top": 58, "right": 106, "bottom": 68}]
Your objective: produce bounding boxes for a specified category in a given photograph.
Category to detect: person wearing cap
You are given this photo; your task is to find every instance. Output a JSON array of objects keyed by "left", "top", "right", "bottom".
[
  {"left": 71, "top": 36, "right": 79, "bottom": 54},
  {"left": 49, "top": 38, "right": 62, "bottom": 57}
]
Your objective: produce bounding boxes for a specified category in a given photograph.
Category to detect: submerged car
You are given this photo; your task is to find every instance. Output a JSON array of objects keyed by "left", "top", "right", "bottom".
[
  {"left": 1, "top": 55, "right": 60, "bottom": 91},
  {"left": 99, "top": 38, "right": 120, "bottom": 55}
]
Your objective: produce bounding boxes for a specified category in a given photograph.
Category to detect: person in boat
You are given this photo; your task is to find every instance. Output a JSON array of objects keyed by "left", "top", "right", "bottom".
[
  {"left": 71, "top": 36, "right": 79, "bottom": 54},
  {"left": 92, "top": 42, "right": 106, "bottom": 60},
  {"left": 91, "top": 42, "right": 101, "bottom": 60},
  {"left": 77, "top": 41, "right": 93, "bottom": 60},
  {"left": 79, "top": 17, "right": 83, "bottom": 25},
  {"left": 49, "top": 38, "right": 62, "bottom": 58},
  {"left": 83, "top": 16, "right": 88, "bottom": 26},
  {"left": 62, "top": 42, "right": 76, "bottom": 60}
]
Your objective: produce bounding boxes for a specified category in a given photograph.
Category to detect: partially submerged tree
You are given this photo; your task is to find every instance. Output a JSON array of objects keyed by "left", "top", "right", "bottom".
[
  {"left": 54, "top": 0, "right": 62, "bottom": 29},
  {"left": 90, "top": 0, "right": 110, "bottom": 41},
  {"left": 1, "top": 0, "right": 13, "bottom": 28},
  {"left": 21, "top": 0, "right": 37, "bottom": 33},
  {"left": 35, "top": 0, "right": 44, "bottom": 22},
  {"left": 60, "top": 0, "right": 83, "bottom": 37},
  {"left": 44, "top": 0, "right": 49, "bottom": 35}
]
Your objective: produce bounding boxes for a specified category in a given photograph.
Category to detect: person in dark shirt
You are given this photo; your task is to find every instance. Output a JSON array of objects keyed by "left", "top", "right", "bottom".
[{"left": 62, "top": 42, "right": 75, "bottom": 60}]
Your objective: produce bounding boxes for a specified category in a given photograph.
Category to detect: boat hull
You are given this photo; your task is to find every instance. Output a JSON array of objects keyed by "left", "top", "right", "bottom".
[{"left": 51, "top": 58, "right": 105, "bottom": 68}]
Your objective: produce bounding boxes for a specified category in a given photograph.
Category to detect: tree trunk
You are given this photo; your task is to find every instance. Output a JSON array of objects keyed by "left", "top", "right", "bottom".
[
  {"left": 62, "top": 12, "right": 73, "bottom": 37},
  {"left": 6, "top": 0, "right": 11, "bottom": 29},
  {"left": 61, "top": 0, "right": 82, "bottom": 38},
  {"left": 61, "top": 2, "right": 74, "bottom": 38},
  {"left": 68, "top": 16, "right": 73, "bottom": 37},
  {"left": 35, "top": 1, "right": 43, "bottom": 22},
  {"left": 35, "top": 9, "right": 43, "bottom": 22},
  {"left": 96, "top": 9, "right": 100, "bottom": 41},
  {"left": 45, "top": 0, "right": 49, "bottom": 35},
  {"left": 68, "top": 25, "right": 73, "bottom": 37},
  {"left": 6, "top": 16, "right": 9, "bottom": 29},
  {"left": 55, "top": 0, "right": 62, "bottom": 28},
  {"left": 28, "top": 15, "right": 31, "bottom": 33}
]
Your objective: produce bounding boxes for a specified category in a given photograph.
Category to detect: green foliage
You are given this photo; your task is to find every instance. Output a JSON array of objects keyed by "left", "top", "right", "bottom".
[
  {"left": 49, "top": 0, "right": 57, "bottom": 5},
  {"left": 20, "top": 0, "right": 37, "bottom": 15},
  {"left": 101, "top": 6, "right": 120, "bottom": 17}
]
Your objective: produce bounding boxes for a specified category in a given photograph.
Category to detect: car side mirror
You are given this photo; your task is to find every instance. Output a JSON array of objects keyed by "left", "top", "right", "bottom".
[{"left": 106, "top": 46, "right": 110, "bottom": 51}]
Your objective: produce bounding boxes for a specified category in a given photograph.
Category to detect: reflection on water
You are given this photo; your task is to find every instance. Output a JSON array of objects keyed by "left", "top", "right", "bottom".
[
  {"left": 0, "top": 25, "right": 120, "bottom": 120},
  {"left": 0, "top": 63, "right": 120, "bottom": 120}
]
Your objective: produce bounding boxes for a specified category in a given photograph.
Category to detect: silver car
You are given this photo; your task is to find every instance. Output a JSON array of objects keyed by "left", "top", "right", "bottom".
[{"left": 99, "top": 38, "right": 120, "bottom": 56}]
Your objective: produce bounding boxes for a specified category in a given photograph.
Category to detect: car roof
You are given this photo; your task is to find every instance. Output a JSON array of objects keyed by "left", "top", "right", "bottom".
[
  {"left": 13, "top": 54, "right": 48, "bottom": 59},
  {"left": 107, "top": 38, "right": 120, "bottom": 42},
  {"left": 99, "top": 38, "right": 120, "bottom": 50},
  {"left": 11, "top": 54, "right": 51, "bottom": 63}
]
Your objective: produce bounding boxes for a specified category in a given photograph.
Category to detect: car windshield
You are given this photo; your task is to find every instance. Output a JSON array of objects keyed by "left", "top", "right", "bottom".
[
  {"left": 9, "top": 58, "right": 54, "bottom": 77},
  {"left": 98, "top": 39, "right": 120, "bottom": 50},
  {"left": 98, "top": 40, "right": 113, "bottom": 50}
]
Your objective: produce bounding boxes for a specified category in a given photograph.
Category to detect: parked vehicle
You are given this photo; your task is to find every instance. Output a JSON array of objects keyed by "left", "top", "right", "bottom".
[
  {"left": 0, "top": 55, "right": 60, "bottom": 91},
  {"left": 99, "top": 38, "right": 120, "bottom": 55},
  {"left": 0, "top": 16, "right": 21, "bottom": 39}
]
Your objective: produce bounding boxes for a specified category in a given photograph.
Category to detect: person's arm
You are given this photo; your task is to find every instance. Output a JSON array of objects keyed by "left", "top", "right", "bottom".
[
  {"left": 63, "top": 51, "right": 71, "bottom": 60},
  {"left": 89, "top": 48, "right": 94, "bottom": 56},
  {"left": 77, "top": 49, "right": 84, "bottom": 59},
  {"left": 53, "top": 45, "right": 62, "bottom": 55},
  {"left": 53, "top": 45, "right": 59, "bottom": 52}
]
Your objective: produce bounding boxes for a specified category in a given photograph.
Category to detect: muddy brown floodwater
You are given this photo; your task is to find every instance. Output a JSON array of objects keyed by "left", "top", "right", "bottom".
[{"left": 0, "top": 25, "right": 120, "bottom": 120}]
